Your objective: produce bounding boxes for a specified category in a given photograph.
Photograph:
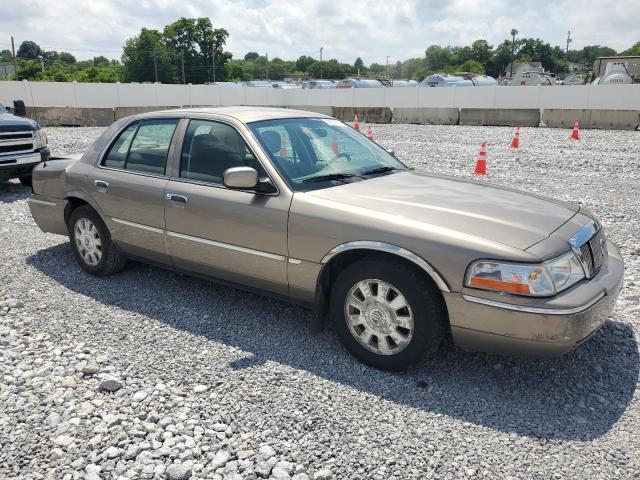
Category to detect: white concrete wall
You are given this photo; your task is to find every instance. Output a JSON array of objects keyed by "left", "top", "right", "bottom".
[{"left": 1, "top": 80, "right": 639, "bottom": 110}]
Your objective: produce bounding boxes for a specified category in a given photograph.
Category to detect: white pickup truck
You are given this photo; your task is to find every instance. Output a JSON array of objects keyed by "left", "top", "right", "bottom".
[{"left": 0, "top": 103, "right": 49, "bottom": 186}]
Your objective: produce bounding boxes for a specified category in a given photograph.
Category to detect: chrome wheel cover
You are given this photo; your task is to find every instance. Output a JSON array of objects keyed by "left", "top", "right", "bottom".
[
  {"left": 74, "top": 218, "right": 102, "bottom": 266},
  {"left": 344, "top": 279, "right": 414, "bottom": 355}
]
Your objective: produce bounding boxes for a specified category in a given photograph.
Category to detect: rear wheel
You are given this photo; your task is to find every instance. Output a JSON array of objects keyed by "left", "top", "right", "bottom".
[
  {"left": 68, "top": 205, "right": 126, "bottom": 276},
  {"left": 330, "top": 257, "right": 447, "bottom": 371}
]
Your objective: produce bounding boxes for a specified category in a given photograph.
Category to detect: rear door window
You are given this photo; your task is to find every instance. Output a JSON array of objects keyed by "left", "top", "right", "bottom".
[{"left": 101, "top": 118, "right": 178, "bottom": 175}]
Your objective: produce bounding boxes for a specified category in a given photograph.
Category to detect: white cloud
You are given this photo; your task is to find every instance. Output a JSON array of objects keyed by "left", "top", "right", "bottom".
[{"left": 0, "top": 0, "right": 637, "bottom": 62}]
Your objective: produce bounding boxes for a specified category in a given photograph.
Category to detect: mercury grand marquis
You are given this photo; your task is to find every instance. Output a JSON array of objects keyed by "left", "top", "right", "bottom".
[{"left": 28, "top": 107, "right": 624, "bottom": 370}]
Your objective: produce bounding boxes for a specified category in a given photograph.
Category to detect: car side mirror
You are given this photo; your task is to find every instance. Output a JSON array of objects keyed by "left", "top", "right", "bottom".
[
  {"left": 223, "top": 166, "right": 258, "bottom": 189},
  {"left": 386, "top": 149, "right": 396, "bottom": 157}
]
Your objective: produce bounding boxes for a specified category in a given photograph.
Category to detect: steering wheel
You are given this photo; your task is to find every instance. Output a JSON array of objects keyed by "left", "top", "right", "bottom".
[{"left": 332, "top": 152, "right": 352, "bottom": 162}]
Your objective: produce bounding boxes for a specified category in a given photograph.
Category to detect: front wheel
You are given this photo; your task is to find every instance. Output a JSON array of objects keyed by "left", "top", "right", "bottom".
[
  {"left": 330, "top": 257, "right": 447, "bottom": 371},
  {"left": 68, "top": 205, "right": 127, "bottom": 276}
]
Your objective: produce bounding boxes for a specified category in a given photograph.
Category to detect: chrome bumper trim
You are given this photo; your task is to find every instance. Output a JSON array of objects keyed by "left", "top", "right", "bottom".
[
  {"left": 462, "top": 292, "right": 606, "bottom": 315},
  {"left": 0, "top": 151, "right": 41, "bottom": 166}
]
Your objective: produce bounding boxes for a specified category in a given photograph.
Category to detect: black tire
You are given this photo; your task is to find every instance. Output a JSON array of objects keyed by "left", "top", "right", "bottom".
[
  {"left": 19, "top": 176, "right": 33, "bottom": 187},
  {"left": 330, "top": 256, "right": 447, "bottom": 371},
  {"left": 68, "top": 205, "right": 127, "bottom": 276}
]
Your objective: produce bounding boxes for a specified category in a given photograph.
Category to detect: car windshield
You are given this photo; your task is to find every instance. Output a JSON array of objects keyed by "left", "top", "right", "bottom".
[
  {"left": 0, "top": 104, "right": 6, "bottom": 113},
  {"left": 248, "top": 117, "right": 406, "bottom": 190}
]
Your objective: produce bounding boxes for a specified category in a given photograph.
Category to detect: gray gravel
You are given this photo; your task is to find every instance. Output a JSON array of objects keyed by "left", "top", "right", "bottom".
[{"left": 1, "top": 124, "right": 639, "bottom": 480}]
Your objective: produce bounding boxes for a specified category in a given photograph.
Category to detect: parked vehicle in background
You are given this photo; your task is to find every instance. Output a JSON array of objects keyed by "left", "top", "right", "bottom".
[
  {"left": 303, "top": 80, "right": 337, "bottom": 89},
  {"left": 272, "top": 82, "right": 302, "bottom": 89},
  {"left": 391, "top": 80, "right": 418, "bottom": 87},
  {"left": 562, "top": 74, "right": 584, "bottom": 85},
  {"left": 336, "top": 78, "right": 385, "bottom": 88},
  {"left": 592, "top": 56, "right": 640, "bottom": 84},
  {"left": 592, "top": 62, "right": 634, "bottom": 85},
  {"left": 421, "top": 73, "right": 498, "bottom": 87},
  {"left": 0, "top": 101, "right": 50, "bottom": 186},
  {"left": 244, "top": 81, "right": 273, "bottom": 88},
  {"left": 510, "top": 71, "right": 554, "bottom": 86},
  {"left": 27, "top": 106, "right": 624, "bottom": 371}
]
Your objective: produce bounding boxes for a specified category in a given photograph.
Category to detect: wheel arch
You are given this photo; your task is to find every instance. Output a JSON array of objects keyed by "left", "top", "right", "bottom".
[
  {"left": 64, "top": 192, "right": 104, "bottom": 229},
  {"left": 311, "top": 241, "right": 450, "bottom": 331}
]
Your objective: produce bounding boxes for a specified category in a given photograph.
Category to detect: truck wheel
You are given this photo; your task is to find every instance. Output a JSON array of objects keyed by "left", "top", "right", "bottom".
[
  {"left": 19, "top": 176, "right": 33, "bottom": 187},
  {"left": 330, "top": 257, "right": 447, "bottom": 371},
  {"left": 68, "top": 205, "right": 127, "bottom": 276}
]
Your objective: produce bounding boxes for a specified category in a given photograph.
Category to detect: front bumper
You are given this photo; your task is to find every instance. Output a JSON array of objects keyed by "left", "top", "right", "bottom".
[
  {"left": 0, "top": 148, "right": 49, "bottom": 177},
  {"left": 445, "top": 240, "right": 625, "bottom": 357}
]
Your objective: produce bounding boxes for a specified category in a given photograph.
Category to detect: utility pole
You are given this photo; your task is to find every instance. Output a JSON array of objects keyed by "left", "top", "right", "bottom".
[
  {"left": 212, "top": 48, "right": 216, "bottom": 83},
  {"left": 566, "top": 30, "right": 572, "bottom": 54},
  {"left": 11, "top": 36, "right": 18, "bottom": 80},
  {"left": 153, "top": 52, "right": 158, "bottom": 83},
  {"left": 320, "top": 47, "right": 323, "bottom": 80},
  {"left": 181, "top": 53, "right": 185, "bottom": 84},
  {"left": 385, "top": 55, "right": 390, "bottom": 79},
  {"left": 510, "top": 28, "right": 518, "bottom": 78}
]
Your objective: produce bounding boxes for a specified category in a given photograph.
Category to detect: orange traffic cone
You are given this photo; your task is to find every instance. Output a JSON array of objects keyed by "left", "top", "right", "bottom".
[
  {"left": 279, "top": 134, "right": 287, "bottom": 156},
  {"left": 474, "top": 142, "right": 487, "bottom": 175},
  {"left": 570, "top": 119, "right": 580, "bottom": 140},
  {"left": 366, "top": 125, "right": 374, "bottom": 141},
  {"left": 331, "top": 132, "right": 339, "bottom": 154},
  {"left": 509, "top": 127, "right": 520, "bottom": 148},
  {"left": 354, "top": 113, "right": 361, "bottom": 132}
]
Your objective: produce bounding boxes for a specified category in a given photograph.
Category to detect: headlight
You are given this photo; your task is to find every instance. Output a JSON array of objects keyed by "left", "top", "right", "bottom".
[
  {"left": 33, "top": 128, "right": 47, "bottom": 149},
  {"left": 466, "top": 251, "right": 586, "bottom": 296}
]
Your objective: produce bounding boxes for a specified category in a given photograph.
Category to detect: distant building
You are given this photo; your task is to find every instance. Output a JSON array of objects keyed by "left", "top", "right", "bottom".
[
  {"left": 567, "top": 62, "right": 587, "bottom": 73},
  {"left": 0, "top": 63, "right": 15, "bottom": 78}
]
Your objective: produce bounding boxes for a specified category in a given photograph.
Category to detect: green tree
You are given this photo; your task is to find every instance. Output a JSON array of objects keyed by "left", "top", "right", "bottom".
[
  {"left": 59, "top": 52, "right": 77, "bottom": 64},
  {"left": 244, "top": 51, "right": 259, "bottom": 61},
  {"left": 163, "top": 17, "right": 231, "bottom": 83},
  {"left": 623, "top": 41, "right": 640, "bottom": 55},
  {"left": 122, "top": 28, "right": 176, "bottom": 83},
  {"left": 424, "top": 45, "right": 452, "bottom": 71},
  {"left": 17, "top": 40, "right": 43, "bottom": 59},
  {"left": 295, "top": 55, "right": 315, "bottom": 73},
  {"left": 0, "top": 49, "right": 12, "bottom": 62},
  {"left": 17, "top": 59, "right": 43, "bottom": 80}
]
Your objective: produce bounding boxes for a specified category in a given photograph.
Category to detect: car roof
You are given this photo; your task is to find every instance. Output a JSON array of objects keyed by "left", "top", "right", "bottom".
[{"left": 148, "top": 106, "right": 330, "bottom": 123}]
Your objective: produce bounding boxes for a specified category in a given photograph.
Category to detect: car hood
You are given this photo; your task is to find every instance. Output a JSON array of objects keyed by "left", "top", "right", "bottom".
[
  {"left": 306, "top": 170, "right": 579, "bottom": 251},
  {"left": 0, "top": 112, "right": 39, "bottom": 131}
]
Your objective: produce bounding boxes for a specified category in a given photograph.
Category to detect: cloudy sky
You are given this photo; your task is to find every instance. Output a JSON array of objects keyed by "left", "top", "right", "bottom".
[{"left": 1, "top": 0, "right": 638, "bottom": 62}]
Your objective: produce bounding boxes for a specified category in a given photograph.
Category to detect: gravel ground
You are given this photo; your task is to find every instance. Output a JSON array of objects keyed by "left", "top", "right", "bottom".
[{"left": 1, "top": 124, "right": 639, "bottom": 480}]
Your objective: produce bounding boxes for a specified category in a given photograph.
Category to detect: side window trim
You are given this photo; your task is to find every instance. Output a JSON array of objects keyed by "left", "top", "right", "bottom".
[
  {"left": 174, "top": 118, "right": 279, "bottom": 196},
  {"left": 122, "top": 121, "right": 142, "bottom": 171}
]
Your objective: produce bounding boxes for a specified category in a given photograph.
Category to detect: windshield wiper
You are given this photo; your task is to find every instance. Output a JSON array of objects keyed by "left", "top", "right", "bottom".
[
  {"left": 302, "top": 173, "right": 362, "bottom": 183},
  {"left": 360, "top": 166, "right": 402, "bottom": 176}
]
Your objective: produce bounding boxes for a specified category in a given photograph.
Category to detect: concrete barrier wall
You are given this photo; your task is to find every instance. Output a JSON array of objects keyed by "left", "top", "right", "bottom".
[
  {"left": 460, "top": 109, "right": 540, "bottom": 127},
  {"left": 2, "top": 81, "right": 639, "bottom": 130},
  {"left": 542, "top": 109, "right": 640, "bottom": 130}
]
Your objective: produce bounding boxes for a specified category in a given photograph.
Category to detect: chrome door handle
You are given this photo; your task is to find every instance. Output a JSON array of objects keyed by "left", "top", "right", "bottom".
[
  {"left": 166, "top": 192, "right": 189, "bottom": 203},
  {"left": 94, "top": 179, "right": 109, "bottom": 191}
]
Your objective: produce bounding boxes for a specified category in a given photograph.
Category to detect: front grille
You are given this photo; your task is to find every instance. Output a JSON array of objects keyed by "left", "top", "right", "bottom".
[
  {"left": 0, "top": 132, "right": 33, "bottom": 140},
  {"left": 0, "top": 143, "right": 33, "bottom": 154},
  {"left": 578, "top": 229, "right": 607, "bottom": 277}
]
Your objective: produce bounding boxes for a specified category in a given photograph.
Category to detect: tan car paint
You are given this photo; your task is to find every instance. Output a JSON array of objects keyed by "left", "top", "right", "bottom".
[{"left": 27, "top": 107, "right": 625, "bottom": 358}]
